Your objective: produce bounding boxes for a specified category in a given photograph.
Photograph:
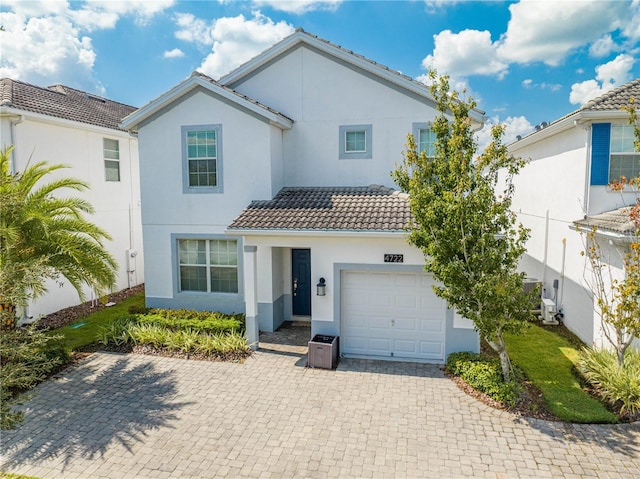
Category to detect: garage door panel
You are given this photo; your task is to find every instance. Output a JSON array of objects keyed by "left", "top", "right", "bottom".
[{"left": 341, "top": 270, "right": 446, "bottom": 362}]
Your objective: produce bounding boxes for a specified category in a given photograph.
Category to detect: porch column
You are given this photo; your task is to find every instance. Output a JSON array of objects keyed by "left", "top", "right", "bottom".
[{"left": 243, "top": 245, "right": 259, "bottom": 349}]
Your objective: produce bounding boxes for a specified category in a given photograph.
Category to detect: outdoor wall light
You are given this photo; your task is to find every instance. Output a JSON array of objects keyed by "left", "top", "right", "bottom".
[{"left": 316, "top": 277, "right": 326, "bottom": 296}]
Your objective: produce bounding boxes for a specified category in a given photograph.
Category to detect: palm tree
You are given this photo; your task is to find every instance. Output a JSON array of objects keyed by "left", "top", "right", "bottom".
[{"left": 0, "top": 146, "right": 117, "bottom": 328}]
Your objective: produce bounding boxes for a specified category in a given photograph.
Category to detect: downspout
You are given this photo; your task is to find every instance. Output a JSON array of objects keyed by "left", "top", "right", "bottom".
[
  {"left": 542, "top": 209, "right": 549, "bottom": 292},
  {"left": 9, "top": 115, "right": 25, "bottom": 173},
  {"left": 579, "top": 120, "right": 592, "bottom": 215}
]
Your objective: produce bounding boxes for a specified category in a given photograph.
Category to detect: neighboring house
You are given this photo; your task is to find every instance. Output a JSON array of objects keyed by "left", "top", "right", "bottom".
[
  {"left": 0, "top": 78, "right": 144, "bottom": 321},
  {"left": 507, "top": 78, "right": 640, "bottom": 348},
  {"left": 121, "top": 28, "right": 485, "bottom": 363}
]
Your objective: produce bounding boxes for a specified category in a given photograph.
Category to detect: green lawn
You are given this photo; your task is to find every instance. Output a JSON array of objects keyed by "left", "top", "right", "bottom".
[
  {"left": 51, "top": 293, "right": 145, "bottom": 352},
  {"left": 505, "top": 323, "right": 618, "bottom": 423}
]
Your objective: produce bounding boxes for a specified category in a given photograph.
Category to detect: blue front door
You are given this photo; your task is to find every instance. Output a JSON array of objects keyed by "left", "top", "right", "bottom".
[{"left": 292, "top": 249, "right": 311, "bottom": 316}]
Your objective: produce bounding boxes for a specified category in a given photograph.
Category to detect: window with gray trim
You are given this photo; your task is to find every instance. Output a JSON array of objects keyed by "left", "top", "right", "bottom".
[
  {"left": 609, "top": 124, "right": 640, "bottom": 182},
  {"left": 182, "top": 124, "right": 223, "bottom": 193},
  {"left": 412, "top": 122, "right": 436, "bottom": 158},
  {"left": 103, "top": 138, "right": 120, "bottom": 181},
  {"left": 339, "top": 124, "right": 372, "bottom": 159},
  {"left": 178, "top": 239, "right": 238, "bottom": 293}
]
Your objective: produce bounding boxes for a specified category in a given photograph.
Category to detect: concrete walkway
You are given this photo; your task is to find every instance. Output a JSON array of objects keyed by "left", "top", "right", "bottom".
[{"left": 1, "top": 329, "right": 639, "bottom": 478}]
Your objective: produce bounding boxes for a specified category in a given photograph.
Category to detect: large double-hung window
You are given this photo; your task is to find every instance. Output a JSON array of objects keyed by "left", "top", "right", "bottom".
[
  {"left": 609, "top": 124, "right": 640, "bottom": 182},
  {"left": 178, "top": 239, "right": 238, "bottom": 293},
  {"left": 182, "top": 125, "right": 223, "bottom": 193}
]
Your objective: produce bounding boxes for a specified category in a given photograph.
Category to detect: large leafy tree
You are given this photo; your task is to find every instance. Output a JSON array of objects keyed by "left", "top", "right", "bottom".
[
  {"left": 392, "top": 73, "right": 533, "bottom": 381},
  {"left": 0, "top": 147, "right": 117, "bottom": 328}
]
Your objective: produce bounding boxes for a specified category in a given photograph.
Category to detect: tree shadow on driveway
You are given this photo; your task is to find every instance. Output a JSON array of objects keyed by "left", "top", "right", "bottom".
[
  {"left": 515, "top": 415, "right": 640, "bottom": 458},
  {"left": 1, "top": 353, "right": 194, "bottom": 471}
]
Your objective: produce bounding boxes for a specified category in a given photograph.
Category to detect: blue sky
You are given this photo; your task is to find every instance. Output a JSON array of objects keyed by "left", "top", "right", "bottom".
[{"left": 1, "top": 0, "right": 639, "bottom": 143}]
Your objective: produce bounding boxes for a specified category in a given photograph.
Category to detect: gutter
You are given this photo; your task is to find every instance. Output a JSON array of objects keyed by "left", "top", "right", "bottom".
[
  {"left": 569, "top": 224, "right": 637, "bottom": 245},
  {"left": 225, "top": 228, "right": 407, "bottom": 238}
]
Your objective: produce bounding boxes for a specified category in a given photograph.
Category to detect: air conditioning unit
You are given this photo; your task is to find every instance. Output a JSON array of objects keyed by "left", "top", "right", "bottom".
[
  {"left": 540, "top": 298, "right": 559, "bottom": 325},
  {"left": 523, "top": 278, "right": 542, "bottom": 312}
]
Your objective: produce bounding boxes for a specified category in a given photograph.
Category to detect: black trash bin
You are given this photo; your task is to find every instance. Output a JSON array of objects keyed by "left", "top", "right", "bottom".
[{"left": 308, "top": 334, "right": 338, "bottom": 369}]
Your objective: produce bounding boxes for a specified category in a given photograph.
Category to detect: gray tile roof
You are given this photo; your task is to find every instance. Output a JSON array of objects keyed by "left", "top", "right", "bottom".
[
  {"left": 573, "top": 205, "right": 639, "bottom": 236},
  {"left": 0, "top": 78, "right": 137, "bottom": 131},
  {"left": 581, "top": 77, "right": 640, "bottom": 111},
  {"left": 228, "top": 185, "right": 412, "bottom": 232}
]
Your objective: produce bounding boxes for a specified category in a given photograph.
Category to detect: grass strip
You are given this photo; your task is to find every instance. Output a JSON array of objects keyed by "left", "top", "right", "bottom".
[
  {"left": 50, "top": 293, "right": 145, "bottom": 352},
  {"left": 505, "top": 323, "right": 617, "bottom": 423}
]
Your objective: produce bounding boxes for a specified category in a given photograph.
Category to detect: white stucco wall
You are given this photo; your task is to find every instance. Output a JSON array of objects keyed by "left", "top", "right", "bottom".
[
  {"left": 1, "top": 115, "right": 143, "bottom": 320},
  {"left": 508, "top": 124, "right": 635, "bottom": 346},
  {"left": 230, "top": 46, "right": 438, "bottom": 188}
]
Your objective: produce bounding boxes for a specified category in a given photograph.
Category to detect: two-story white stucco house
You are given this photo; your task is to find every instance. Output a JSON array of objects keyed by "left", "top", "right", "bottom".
[
  {"left": 121, "top": 29, "right": 485, "bottom": 363},
  {"left": 0, "top": 78, "right": 144, "bottom": 321},
  {"left": 507, "top": 78, "right": 639, "bottom": 348}
]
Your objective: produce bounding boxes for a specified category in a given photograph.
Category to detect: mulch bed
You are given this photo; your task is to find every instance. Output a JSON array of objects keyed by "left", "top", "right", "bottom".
[{"left": 36, "top": 284, "right": 145, "bottom": 330}]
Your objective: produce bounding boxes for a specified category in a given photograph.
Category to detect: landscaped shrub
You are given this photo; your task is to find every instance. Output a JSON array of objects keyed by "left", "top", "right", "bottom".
[
  {"left": 1, "top": 327, "right": 69, "bottom": 429},
  {"left": 578, "top": 347, "right": 640, "bottom": 416},
  {"left": 142, "top": 309, "right": 245, "bottom": 334},
  {"left": 446, "top": 351, "right": 519, "bottom": 406},
  {"left": 97, "top": 309, "right": 250, "bottom": 358}
]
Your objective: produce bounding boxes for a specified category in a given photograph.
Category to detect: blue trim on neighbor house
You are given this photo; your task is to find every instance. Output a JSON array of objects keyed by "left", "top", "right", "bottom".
[{"left": 590, "top": 123, "right": 611, "bottom": 186}]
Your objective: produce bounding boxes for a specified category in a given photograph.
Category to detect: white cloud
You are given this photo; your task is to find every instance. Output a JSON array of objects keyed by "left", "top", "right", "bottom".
[
  {"left": 175, "top": 13, "right": 214, "bottom": 45},
  {"left": 0, "top": 12, "right": 102, "bottom": 93},
  {"left": 0, "top": 1, "right": 173, "bottom": 93},
  {"left": 251, "top": 1, "right": 342, "bottom": 14},
  {"left": 569, "top": 54, "right": 636, "bottom": 105},
  {"left": 193, "top": 11, "right": 295, "bottom": 79},
  {"left": 163, "top": 48, "right": 184, "bottom": 59},
  {"left": 521, "top": 79, "right": 562, "bottom": 92},
  {"left": 589, "top": 34, "right": 619, "bottom": 58},
  {"left": 421, "top": 29, "right": 508, "bottom": 79},
  {"left": 476, "top": 115, "right": 534, "bottom": 153},
  {"left": 497, "top": 0, "right": 629, "bottom": 66}
]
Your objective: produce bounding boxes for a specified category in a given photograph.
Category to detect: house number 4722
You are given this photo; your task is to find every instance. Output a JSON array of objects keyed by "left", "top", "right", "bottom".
[{"left": 384, "top": 254, "right": 403, "bottom": 263}]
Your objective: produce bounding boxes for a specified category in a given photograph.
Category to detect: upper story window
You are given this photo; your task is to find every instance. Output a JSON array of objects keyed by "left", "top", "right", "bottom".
[
  {"left": 412, "top": 122, "right": 436, "bottom": 158},
  {"left": 178, "top": 238, "right": 238, "bottom": 293},
  {"left": 182, "top": 124, "right": 223, "bottom": 193},
  {"left": 609, "top": 124, "right": 640, "bottom": 182},
  {"left": 339, "top": 124, "right": 372, "bottom": 159},
  {"left": 103, "top": 138, "right": 120, "bottom": 181}
]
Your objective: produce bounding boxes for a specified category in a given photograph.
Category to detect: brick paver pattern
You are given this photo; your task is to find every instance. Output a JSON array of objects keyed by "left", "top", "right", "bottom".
[{"left": 1, "top": 331, "right": 639, "bottom": 478}]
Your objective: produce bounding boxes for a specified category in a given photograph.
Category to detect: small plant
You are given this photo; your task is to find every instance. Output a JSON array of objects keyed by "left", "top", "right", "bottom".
[
  {"left": 97, "top": 318, "right": 131, "bottom": 346},
  {"left": 1, "top": 327, "right": 69, "bottom": 429},
  {"left": 128, "top": 304, "right": 150, "bottom": 315},
  {"left": 579, "top": 347, "right": 640, "bottom": 416},
  {"left": 447, "top": 352, "right": 519, "bottom": 406}
]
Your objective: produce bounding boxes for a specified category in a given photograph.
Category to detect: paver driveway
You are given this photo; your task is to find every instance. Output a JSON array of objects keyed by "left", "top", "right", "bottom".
[{"left": 1, "top": 328, "right": 639, "bottom": 479}]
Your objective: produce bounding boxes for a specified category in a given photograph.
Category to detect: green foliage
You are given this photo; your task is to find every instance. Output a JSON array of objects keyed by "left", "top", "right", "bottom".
[
  {"left": 0, "top": 146, "right": 117, "bottom": 325},
  {"left": 579, "top": 347, "right": 640, "bottom": 416},
  {"left": 392, "top": 72, "right": 533, "bottom": 381},
  {"left": 1, "top": 327, "right": 69, "bottom": 429},
  {"left": 446, "top": 352, "right": 519, "bottom": 406},
  {"left": 52, "top": 293, "right": 145, "bottom": 351},
  {"left": 505, "top": 324, "right": 618, "bottom": 423},
  {"left": 136, "top": 310, "right": 245, "bottom": 334},
  {"left": 97, "top": 308, "right": 249, "bottom": 357}
]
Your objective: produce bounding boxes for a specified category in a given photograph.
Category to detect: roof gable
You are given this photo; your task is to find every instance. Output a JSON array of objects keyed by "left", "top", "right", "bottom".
[
  {"left": 220, "top": 28, "right": 485, "bottom": 125},
  {"left": 0, "top": 78, "right": 136, "bottom": 131},
  {"left": 120, "top": 72, "right": 293, "bottom": 131}
]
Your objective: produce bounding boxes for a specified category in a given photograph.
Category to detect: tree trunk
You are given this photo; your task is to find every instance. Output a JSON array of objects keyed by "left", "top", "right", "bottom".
[{"left": 486, "top": 334, "right": 512, "bottom": 382}]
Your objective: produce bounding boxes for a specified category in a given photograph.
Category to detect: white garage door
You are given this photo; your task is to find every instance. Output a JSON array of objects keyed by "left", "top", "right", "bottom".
[{"left": 341, "top": 270, "right": 446, "bottom": 362}]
